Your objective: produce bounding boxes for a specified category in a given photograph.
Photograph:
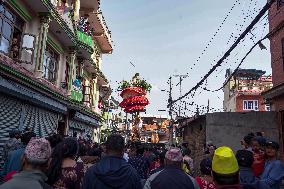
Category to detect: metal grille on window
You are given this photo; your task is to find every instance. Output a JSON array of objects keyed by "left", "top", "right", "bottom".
[
  {"left": 43, "top": 46, "right": 58, "bottom": 83},
  {"left": 0, "top": 94, "right": 22, "bottom": 162},
  {"left": 83, "top": 85, "right": 91, "bottom": 104},
  {"left": 62, "top": 56, "right": 70, "bottom": 89},
  {"left": 23, "top": 104, "right": 58, "bottom": 136}
]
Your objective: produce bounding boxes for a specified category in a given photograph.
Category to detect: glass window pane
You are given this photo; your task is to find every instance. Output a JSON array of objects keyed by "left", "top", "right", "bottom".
[
  {"left": 21, "top": 49, "right": 32, "bottom": 62},
  {"left": 0, "top": 18, "right": 2, "bottom": 29},
  {"left": 0, "top": 5, "right": 3, "bottom": 13},
  {"left": 244, "top": 101, "right": 249, "bottom": 110},
  {"left": 4, "top": 10, "right": 13, "bottom": 21},
  {"left": 0, "top": 37, "right": 9, "bottom": 53},
  {"left": 15, "top": 17, "right": 24, "bottom": 29},
  {"left": 22, "top": 35, "right": 34, "bottom": 48},
  {"left": 248, "top": 101, "right": 253, "bottom": 109},
  {"left": 2, "top": 21, "right": 12, "bottom": 39}
]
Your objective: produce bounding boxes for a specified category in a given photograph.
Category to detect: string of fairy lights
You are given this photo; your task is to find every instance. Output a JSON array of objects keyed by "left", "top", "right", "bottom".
[{"left": 167, "top": 0, "right": 276, "bottom": 118}]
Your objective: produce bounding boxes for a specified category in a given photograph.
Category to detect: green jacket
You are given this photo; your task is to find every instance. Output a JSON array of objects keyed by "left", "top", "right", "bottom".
[{"left": 0, "top": 170, "right": 50, "bottom": 189}]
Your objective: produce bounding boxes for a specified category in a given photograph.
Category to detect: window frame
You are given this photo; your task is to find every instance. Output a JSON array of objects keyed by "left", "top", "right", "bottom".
[
  {"left": 43, "top": 45, "right": 59, "bottom": 83},
  {"left": 19, "top": 33, "right": 36, "bottom": 64},
  {"left": 243, "top": 100, "right": 259, "bottom": 111},
  {"left": 265, "top": 104, "right": 271, "bottom": 111},
  {"left": 0, "top": 4, "right": 24, "bottom": 58},
  {"left": 64, "top": 56, "right": 70, "bottom": 88}
]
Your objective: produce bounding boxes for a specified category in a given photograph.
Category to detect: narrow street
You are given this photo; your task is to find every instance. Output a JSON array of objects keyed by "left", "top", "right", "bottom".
[{"left": 0, "top": 0, "right": 283, "bottom": 189}]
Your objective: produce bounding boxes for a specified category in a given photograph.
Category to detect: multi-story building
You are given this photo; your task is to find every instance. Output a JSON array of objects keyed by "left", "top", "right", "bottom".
[
  {"left": 0, "top": 0, "right": 113, "bottom": 158},
  {"left": 263, "top": 0, "right": 284, "bottom": 111},
  {"left": 262, "top": 0, "right": 284, "bottom": 153},
  {"left": 223, "top": 69, "right": 272, "bottom": 112}
]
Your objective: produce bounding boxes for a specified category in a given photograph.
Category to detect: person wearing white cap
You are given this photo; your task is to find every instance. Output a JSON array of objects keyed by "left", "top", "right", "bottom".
[{"left": 143, "top": 147, "right": 199, "bottom": 189}]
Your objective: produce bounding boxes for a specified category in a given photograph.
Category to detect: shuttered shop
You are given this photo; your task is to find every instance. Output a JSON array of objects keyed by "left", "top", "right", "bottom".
[
  {"left": 0, "top": 93, "right": 62, "bottom": 162},
  {"left": 0, "top": 94, "right": 22, "bottom": 161},
  {"left": 22, "top": 104, "right": 59, "bottom": 136},
  {"left": 69, "top": 120, "right": 94, "bottom": 137}
]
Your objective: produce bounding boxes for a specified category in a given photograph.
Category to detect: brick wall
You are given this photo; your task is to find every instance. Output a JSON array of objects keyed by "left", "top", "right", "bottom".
[
  {"left": 269, "top": 2, "right": 284, "bottom": 87},
  {"left": 236, "top": 95, "right": 266, "bottom": 112},
  {"left": 182, "top": 117, "right": 206, "bottom": 175}
]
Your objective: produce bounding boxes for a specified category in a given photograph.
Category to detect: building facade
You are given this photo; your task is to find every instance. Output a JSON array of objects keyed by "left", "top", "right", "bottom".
[
  {"left": 262, "top": 0, "right": 284, "bottom": 154},
  {"left": 223, "top": 69, "right": 272, "bottom": 112},
  {"left": 0, "top": 0, "right": 113, "bottom": 159},
  {"left": 263, "top": 0, "right": 284, "bottom": 111}
]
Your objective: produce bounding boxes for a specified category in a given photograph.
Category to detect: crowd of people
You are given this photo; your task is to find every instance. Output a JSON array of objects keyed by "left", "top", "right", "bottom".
[{"left": 0, "top": 129, "right": 284, "bottom": 189}]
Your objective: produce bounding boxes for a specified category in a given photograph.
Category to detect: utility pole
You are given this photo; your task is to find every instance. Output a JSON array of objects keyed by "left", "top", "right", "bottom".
[
  {"left": 168, "top": 76, "right": 174, "bottom": 146},
  {"left": 173, "top": 75, "right": 188, "bottom": 116}
]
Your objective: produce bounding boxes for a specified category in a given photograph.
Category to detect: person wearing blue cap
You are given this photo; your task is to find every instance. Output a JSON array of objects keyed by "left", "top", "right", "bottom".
[{"left": 255, "top": 141, "right": 284, "bottom": 189}]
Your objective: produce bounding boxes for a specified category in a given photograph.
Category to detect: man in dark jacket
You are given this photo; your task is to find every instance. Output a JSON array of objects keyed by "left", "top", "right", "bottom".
[
  {"left": 82, "top": 134, "right": 142, "bottom": 189},
  {"left": 143, "top": 148, "right": 199, "bottom": 189}
]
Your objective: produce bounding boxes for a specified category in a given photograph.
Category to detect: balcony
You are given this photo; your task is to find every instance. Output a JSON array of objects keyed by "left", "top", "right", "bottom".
[
  {"left": 80, "top": 9, "right": 113, "bottom": 54},
  {"left": 94, "top": 10, "right": 113, "bottom": 53},
  {"left": 80, "top": 0, "right": 100, "bottom": 11},
  {"left": 76, "top": 30, "right": 95, "bottom": 55},
  {"left": 82, "top": 59, "right": 108, "bottom": 85}
]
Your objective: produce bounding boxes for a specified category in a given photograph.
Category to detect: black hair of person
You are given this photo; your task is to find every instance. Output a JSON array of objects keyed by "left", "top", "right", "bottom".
[
  {"left": 243, "top": 135, "right": 254, "bottom": 145},
  {"left": 46, "top": 134, "right": 63, "bottom": 148},
  {"left": 236, "top": 150, "right": 254, "bottom": 167},
  {"left": 212, "top": 171, "right": 239, "bottom": 185},
  {"left": 21, "top": 132, "right": 36, "bottom": 145},
  {"left": 200, "top": 158, "right": 212, "bottom": 175},
  {"left": 47, "top": 138, "right": 79, "bottom": 185},
  {"left": 105, "top": 134, "right": 125, "bottom": 153}
]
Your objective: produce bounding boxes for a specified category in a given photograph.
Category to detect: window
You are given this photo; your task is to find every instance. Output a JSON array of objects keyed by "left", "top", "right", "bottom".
[
  {"left": 20, "top": 34, "right": 36, "bottom": 64},
  {"left": 43, "top": 46, "right": 58, "bottom": 83},
  {"left": 243, "top": 100, "right": 259, "bottom": 111},
  {"left": 75, "top": 62, "right": 81, "bottom": 77},
  {"left": 265, "top": 104, "right": 271, "bottom": 111},
  {"left": 83, "top": 81, "right": 93, "bottom": 106},
  {"left": 62, "top": 56, "right": 70, "bottom": 89},
  {"left": 0, "top": 4, "right": 24, "bottom": 59}
]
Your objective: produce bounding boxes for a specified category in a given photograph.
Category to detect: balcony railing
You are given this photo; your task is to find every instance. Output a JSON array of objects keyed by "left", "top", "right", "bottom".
[
  {"left": 77, "top": 30, "right": 94, "bottom": 48},
  {"left": 96, "top": 10, "right": 112, "bottom": 45}
]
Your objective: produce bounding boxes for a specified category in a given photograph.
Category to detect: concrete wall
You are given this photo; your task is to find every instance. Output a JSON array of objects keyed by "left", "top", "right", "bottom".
[{"left": 206, "top": 112, "right": 279, "bottom": 152}]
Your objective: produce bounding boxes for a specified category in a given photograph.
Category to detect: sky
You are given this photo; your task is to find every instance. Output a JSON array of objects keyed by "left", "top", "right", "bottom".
[{"left": 100, "top": 0, "right": 271, "bottom": 116}]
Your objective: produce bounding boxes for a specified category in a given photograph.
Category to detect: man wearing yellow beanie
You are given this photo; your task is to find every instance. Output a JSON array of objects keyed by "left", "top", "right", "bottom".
[{"left": 212, "top": 146, "right": 242, "bottom": 189}]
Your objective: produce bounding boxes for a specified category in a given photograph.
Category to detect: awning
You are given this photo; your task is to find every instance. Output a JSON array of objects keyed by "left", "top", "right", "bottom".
[
  {"left": 0, "top": 76, "right": 67, "bottom": 113},
  {"left": 73, "top": 111, "right": 100, "bottom": 127}
]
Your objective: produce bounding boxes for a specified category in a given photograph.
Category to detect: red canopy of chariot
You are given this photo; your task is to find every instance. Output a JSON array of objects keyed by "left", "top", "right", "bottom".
[{"left": 118, "top": 74, "right": 151, "bottom": 113}]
